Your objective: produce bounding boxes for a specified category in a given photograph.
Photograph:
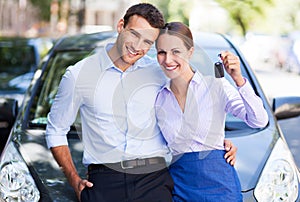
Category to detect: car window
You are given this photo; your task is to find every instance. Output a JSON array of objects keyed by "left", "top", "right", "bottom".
[
  {"left": 29, "top": 50, "right": 91, "bottom": 128},
  {"left": 0, "top": 45, "right": 36, "bottom": 91}
]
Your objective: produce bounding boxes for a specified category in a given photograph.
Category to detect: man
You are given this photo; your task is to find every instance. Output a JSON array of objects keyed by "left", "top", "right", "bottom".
[{"left": 46, "top": 3, "right": 236, "bottom": 202}]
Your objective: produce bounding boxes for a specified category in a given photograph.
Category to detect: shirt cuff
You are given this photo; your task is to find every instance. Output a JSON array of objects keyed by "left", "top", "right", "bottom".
[{"left": 45, "top": 134, "right": 69, "bottom": 149}]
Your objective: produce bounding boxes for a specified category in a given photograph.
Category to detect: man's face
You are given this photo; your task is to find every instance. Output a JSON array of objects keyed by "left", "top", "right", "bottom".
[{"left": 116, "top": 15, "right": 159, "bottom": 66}]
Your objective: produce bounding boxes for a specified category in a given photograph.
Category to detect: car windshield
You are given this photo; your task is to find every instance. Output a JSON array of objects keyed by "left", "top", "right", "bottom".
[
  {"left": 27, "top": 36, "right": 261, "bottom": 135},
  {"left": 0, "top": 45, "right": 36, "bottom": 91}
]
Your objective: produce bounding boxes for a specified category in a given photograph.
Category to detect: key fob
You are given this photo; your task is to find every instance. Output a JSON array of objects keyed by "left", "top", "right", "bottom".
[{"left": 214, "top": 61, "right": 224, "bottom": 78}]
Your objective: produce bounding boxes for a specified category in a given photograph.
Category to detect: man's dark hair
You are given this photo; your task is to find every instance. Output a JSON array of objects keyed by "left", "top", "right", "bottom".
[{"left": 123, "top": 3, "right": 165, "bottom": 29}]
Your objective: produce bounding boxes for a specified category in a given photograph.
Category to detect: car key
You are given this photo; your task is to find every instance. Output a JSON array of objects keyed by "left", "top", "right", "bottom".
[{"left": 214, "top": 61, "right": 224, "bottom": 78}]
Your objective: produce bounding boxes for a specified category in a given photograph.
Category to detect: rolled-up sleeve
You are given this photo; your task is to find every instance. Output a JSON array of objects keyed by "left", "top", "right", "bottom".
[{"left": 45, "top": 67, "right": 81, "bottom": 148}]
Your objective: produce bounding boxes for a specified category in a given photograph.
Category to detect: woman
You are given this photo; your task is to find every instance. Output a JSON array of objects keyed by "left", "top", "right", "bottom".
[{"left": 155, "top": 22, "right": 268, "bottom": 201}]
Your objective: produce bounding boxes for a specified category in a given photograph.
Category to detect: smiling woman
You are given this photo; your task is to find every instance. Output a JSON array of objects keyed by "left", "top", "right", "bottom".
[{"left": 154, "top": 22, "right": 270, "bottom": 201}]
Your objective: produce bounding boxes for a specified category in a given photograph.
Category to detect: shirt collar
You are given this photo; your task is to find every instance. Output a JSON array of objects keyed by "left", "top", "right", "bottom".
[
  {"left": 97, "top": 43, "right": 153, "bottom": 72},
  {"left": 192, "top": 70, "right": 204, "bottom": 84},
  {"left": 161, "top": 70, "right": 203, "bottom": 92},
  {"left": 93, "top": 43, "right": 114, "bottom": 71}
]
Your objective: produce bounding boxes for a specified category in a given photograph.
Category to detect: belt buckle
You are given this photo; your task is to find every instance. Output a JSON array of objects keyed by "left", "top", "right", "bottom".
[{"left": 120, "top": 160, "right": 134, "bottom": 169}]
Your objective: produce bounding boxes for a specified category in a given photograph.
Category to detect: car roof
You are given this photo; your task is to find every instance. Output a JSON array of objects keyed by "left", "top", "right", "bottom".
[
  {"left": 49, "top": 31, "right": 233, "bottom": 78},
  {"left": 192, "top": 32, "right": 232, "bottom": 49},
  {"left": 53, "top": 31, "right": 117, "bottom": 51},
  {"left": 0, "top": 37, "right": 41, "bottom": 47},
  {"left": 52, "top": 31, "right": 231, "bottom": 51}
]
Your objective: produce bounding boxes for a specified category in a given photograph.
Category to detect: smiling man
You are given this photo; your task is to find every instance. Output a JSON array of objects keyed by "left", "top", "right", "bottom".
[{"left": 46, "top": 3, "right": 174, "bottom": 202}]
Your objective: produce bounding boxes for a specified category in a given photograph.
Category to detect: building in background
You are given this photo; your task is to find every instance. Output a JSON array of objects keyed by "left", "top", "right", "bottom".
[
  {"left": 0, "top": 0, "right": 39, "bottom": 37},
  {"left": 0, "top": 0, "right": 139, "bottom": 37}
]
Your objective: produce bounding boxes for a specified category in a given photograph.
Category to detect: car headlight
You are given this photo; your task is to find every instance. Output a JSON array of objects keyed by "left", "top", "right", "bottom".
[
  {"left": 0, "top": 142, "right": 40, "bottom": 202},
  {"left": 254, "top": 138, "right": 299, "bottom": 201}
]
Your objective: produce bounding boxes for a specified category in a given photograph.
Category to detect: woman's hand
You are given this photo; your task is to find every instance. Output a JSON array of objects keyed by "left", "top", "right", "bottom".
[
  {"left": 224, "top": 139, "right": 237, "bottom": 166},
  {"left": 220, "top": 51, "right": 245, "bottom": 87}
]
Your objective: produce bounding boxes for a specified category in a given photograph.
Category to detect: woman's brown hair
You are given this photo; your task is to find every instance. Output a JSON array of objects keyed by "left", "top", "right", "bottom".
[{"left": 157, "top": 22, "right": 194, "bottom": 50}]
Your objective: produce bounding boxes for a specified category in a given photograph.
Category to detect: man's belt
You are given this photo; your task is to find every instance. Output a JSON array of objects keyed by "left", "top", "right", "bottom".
[{"left": 88, "top": 157, "right": 166, "bottom": 171}]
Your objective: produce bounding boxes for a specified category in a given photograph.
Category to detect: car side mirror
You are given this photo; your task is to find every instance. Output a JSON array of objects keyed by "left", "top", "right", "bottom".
[
  {"left": 0, "top": 98, "right": 18, "bottom": 152},
  {"left": 272, "top": 96, "right": 300, "bottom": 120}
]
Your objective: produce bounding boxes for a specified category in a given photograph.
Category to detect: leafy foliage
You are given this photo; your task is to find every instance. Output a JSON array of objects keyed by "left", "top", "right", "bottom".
[
  {"left": 215, "top": 0, "right": 274, "bottom": 35},
  {"left": 145, "top": 0, "right": 194, "bottom": 25},
  {"left": 29, "top": 0, "right": 52, "bottom": 21}
]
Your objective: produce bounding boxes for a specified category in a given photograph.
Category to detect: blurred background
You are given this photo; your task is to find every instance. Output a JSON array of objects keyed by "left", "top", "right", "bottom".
[
  {"left": 1, "top": 0, "right": 300, "bottom": 37},
  {"left": 1, "top": 0, "right": 300, "bottom": 75},
  {"left": 2, "top": 0, "right": 300, "bottom": 74}
]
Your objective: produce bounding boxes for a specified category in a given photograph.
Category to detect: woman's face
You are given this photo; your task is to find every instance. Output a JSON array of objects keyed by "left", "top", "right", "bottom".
[{"left": 156, "top": 33, "right": 193, "bottom": 79}]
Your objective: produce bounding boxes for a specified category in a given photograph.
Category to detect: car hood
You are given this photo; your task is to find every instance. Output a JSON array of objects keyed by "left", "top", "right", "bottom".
[
  {"left": 228, "top": 126, "right": 278, "bottom": 191},
  {"left": 14, "top": 126, "right": 278, "bottom": 201},
  {"left": 15, "top": 129, "right": 84, "bottom": 201}
]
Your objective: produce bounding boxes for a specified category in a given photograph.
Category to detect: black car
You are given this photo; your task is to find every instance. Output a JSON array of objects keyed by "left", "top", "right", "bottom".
[
  {"left": 0, "top": 37, "right": 53, "bottom": 151},
  {"left": 0, "top": 30, "right": 300, "bottom": 201},
  {"left": 0, "top": 37, "right": 53, "bottom": 104}
]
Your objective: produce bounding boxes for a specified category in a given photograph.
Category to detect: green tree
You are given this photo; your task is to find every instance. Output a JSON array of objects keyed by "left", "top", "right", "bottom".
[
  {"left": 145, "top": 0, "right": 195, "bottom": 26},
  {"left": 144, "top": 0, "right": 171, "bottom": 22},
  {"left": 215, "top": 0, "right": 274, "bottom": 35},
  {"left": 276, "top": 0, "right": 300, "bottom": 31},
  {"left": 167, "top": 0, "right": 193, "bottom": 25},
  {"left": 29, "top": 0, "right": 52, "bottom": 21}
]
